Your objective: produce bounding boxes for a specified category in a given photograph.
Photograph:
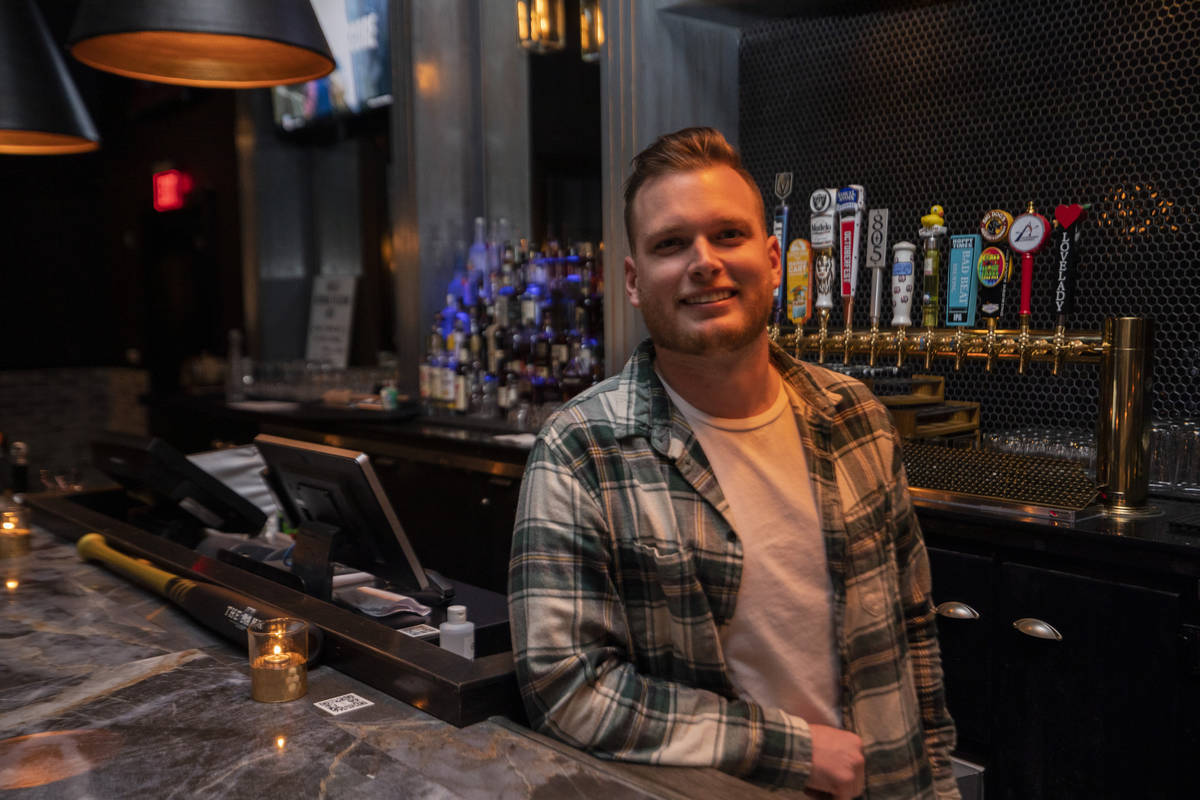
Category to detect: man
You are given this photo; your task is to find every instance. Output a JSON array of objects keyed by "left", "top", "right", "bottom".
[{"left": 509, "top": 127, "right": 958, "bottom": 799}]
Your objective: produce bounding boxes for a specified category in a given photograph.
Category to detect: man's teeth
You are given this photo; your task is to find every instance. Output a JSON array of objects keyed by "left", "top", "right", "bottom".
[{"left": 683, "top": 290, "right": 734, "bottom": 304}]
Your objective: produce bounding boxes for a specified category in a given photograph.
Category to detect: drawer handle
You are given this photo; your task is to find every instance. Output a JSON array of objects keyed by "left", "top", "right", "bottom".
[
  {"left": 934, "top": 601, "right": 980, "bottom": 620},
  {"left": 1013, "top": 617, "right": 1063, "bottom": 641}
]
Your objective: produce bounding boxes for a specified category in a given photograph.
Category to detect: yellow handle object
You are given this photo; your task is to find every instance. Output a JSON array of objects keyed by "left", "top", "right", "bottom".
[{"left": 77, "top": 533, "right": 176, "bottom": 596}]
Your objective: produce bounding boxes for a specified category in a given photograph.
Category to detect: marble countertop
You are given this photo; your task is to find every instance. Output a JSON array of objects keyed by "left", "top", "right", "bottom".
[{"left": 0, "top": 527, "right": 779, "bottom": 799}]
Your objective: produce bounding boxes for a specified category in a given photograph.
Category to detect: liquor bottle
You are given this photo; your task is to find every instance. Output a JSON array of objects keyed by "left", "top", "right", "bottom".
[
  {"left": 560, "top": 348, "right": 589, "bottom": 400},
  {"left": 453, "top": 337, "right": 471, "bottom": 416},
  {"left": 551, "top": 302, "right": 572, "bottom": 377},
  {"left": 533, "top": 311, "right": 553, "bottom": 380},
  {"left": 419, "top": 326, "right": 443, "bottom": 414},
  {"left": 466, "top": 216, "right": 488, "bottom": 303},
  {"left": 496, "top": 369, "right": 512, "bottom": 418},
  {"left": 485, "top": 293, "right": 511, "bottom": 377},
  {"left": 500, "top": 243, "right": 516, "bottom": 292},
  {"left": 439, "top": 341, "right": 458, "bottom": 416}
]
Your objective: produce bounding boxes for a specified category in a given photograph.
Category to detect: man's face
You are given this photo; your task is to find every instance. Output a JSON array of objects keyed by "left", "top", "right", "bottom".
[{"left": 624, "top": 165, "right": 781, "bottom": 358}]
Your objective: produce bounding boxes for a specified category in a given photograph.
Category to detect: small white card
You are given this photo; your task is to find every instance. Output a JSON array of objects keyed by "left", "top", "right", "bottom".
[
  {"left": 399, "top": 623, "right": 439, "bottom": 639},
  {"left": 314, "top": 693, "right": 375, "bottom": 716}
]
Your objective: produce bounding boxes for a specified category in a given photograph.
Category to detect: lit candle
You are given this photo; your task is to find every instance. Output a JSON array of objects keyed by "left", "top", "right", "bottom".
[
  {"left": 1, "top": 509, "right": 29, "bottom": 535},
  {"left": 247, "top": 618, "right": 308, "bottom": 702},
  {"left": 0, "top": 509, "right": 31, "bottom": 558}
]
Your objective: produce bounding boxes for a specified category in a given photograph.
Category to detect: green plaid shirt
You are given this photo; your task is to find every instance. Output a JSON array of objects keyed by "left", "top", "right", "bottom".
[{"left": 509, "top": 339, "right": 958, "bottom": 798}]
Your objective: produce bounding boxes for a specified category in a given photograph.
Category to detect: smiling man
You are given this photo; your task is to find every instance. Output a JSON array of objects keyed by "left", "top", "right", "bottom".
[{"left": 509, "top": 127, "right": 958, "bottom": 799}]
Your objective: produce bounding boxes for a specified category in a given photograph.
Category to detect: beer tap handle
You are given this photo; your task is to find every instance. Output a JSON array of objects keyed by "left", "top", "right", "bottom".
[
  {"left": 979, "top": 209, "right": 1014, "bottom": 329},
  {"left": 890, "top": 241, "right": 917, "bottom": 327},
  {"left": 918, "top": 205, "right": 947, "bottom": 328},
  {"left": 1050, "top": 203, "right": 1089, "bottom": 375},
  {"left": 785, "top": 239, "right": 813, "bottom": 329},
  {"left": 837, "top": 185, "right": 866, "bottom": 328},
  {"left": 865, "top": 209, "right": 890, "bottom": 329},
  {"left": 771, "top": 172, "right": 793, "bottom": 326},
  {"left": 1008, "top": 201, "right": 1050, "bottom": 322},
  {"left": 1052, "top": 203, "right": 1089, "bottom": 330},
  {"left": 810, "top": 188, "right": 839, "bottom": 333}
]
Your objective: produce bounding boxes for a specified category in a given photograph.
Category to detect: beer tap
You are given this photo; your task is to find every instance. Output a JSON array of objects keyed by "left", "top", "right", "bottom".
[
  {"left": 890, "top": 240, "right": 917, "bottom": 367},
  {"left": 1050, "top": 203, "right": 1089, "bottom": 375},
  {"left": 770, "top": 172, "right": 793, "bottom": 335},
  {"left": 977, "top": 210, "right": 1013, "bottom": 372},
  {"left": 785, "top": 238, "right": 813, "bottom": 359},
  {"left": 918, "top": 205, "right": 947, "bottom": 368},
  {"left": 1007, "top": 202, "right": 1050, "bottom": 373},
  {"left": 864, "top": 209, "right": 890, "bottom": 366},
  {"left": 836, "top": 185, "right": 866, "bottom": 363},
  {"left": 809, "top": 188, "right": 838, "bottom": 363},
  {"left": 946, "top": 234, "right": 981, "bottom": 369}
]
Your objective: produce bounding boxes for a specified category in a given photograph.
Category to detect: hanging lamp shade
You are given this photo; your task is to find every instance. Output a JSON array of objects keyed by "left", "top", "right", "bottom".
[
  {"left": 68, "top": 0, "right": 335, "bottom": 89},
  {"left": 0, "top": 0, "right": 100, "bottom": 155}
]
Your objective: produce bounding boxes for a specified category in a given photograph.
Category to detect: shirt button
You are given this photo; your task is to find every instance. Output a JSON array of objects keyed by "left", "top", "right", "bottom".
[{"left": 726, "top": 531, "right": 737, "bottom": 542}]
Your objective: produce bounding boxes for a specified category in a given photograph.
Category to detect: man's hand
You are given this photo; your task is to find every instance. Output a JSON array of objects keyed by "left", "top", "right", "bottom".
[{"left": 806, "top": 724, "right": 865, "bottom": 800}]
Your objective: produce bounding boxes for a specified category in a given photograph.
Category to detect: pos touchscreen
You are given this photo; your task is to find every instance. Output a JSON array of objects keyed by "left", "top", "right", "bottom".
[{"left": 253, "top": 434, "right": 451, "bottom": 602}]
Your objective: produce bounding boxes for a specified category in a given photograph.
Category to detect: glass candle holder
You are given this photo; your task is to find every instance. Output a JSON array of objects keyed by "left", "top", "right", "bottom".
[
  {"left": 0, "top": 507, "right": 31, "bottom": 558},
  {"left": 248, "top": 618, "right": 308, "bottom": 702}
]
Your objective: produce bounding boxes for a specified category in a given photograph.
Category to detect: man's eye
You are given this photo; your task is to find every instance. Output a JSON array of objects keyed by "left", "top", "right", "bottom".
[
  {"left": 653, "top": 238, "right": 683, "bottom": 252},
  {"left": 715, "top": 229, "right": 745, "bottom": 242}
]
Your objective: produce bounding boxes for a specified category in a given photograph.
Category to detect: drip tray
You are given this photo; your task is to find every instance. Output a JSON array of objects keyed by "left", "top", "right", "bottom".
[{"left": 903, "top": 442, "right": 1102, "bottom": 524}]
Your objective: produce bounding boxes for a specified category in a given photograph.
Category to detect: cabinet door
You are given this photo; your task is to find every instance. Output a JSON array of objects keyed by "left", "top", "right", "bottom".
[
  {"left": 928, "top": 546, "right": 994, "bottom": 757},
  {"left": 993, "top": 563, "right": 1181, "bottom": 800}
]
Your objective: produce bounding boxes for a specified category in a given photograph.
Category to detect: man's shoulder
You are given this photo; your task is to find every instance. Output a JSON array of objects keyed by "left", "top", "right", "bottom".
[
  {"left": 535, "top": 373, "right": 636, "bottom": 453},
  {"left": 774, "top": 350, "right": 884, "bottom": 415}
]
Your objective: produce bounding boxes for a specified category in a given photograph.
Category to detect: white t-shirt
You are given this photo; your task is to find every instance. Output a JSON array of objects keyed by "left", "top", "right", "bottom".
[{"left": 659, "top": 371, "right": 842, "bottom": 728}]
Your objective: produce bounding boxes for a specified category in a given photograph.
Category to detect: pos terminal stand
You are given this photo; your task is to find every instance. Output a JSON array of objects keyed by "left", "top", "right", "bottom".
[
  {"left": 291, "top": 518, "right": 454, "bottom": 605},
  {"left": 254, "top": 434, "right": 456, "bottom": 607}
]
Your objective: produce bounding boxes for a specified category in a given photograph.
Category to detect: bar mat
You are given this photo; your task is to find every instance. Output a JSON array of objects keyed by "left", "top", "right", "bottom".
[{"left": 902, "top": 442, "right": 1101, "bottom": 511}]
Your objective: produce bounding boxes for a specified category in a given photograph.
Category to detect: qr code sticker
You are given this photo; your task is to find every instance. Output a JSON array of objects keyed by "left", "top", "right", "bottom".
[
  {"left": 314, "top": 693, "right": 375, "bottom": 716},
  {"left": 399, "top": 623, "right": 438, "bottom": 639}
]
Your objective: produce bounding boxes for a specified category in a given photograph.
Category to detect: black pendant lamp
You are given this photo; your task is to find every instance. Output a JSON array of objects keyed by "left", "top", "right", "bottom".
[
  {"left": 68, "top": 0, "right": 335, "bottom": 89},
  {"left": 0, "top": 0, "right": 100, "bottom": 155}
]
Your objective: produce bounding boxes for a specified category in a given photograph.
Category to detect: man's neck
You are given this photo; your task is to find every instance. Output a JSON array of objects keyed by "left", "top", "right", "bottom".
[{"left": 653, "top": 337, "right": 780, "bottom": 418}]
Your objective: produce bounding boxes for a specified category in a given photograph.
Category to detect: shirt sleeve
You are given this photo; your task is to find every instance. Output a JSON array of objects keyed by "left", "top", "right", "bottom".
[
  {"left": 508, "top": 430, "right": 816, "bottom": 788},
  {"left": 888, "top": 424, "right": 961, "bottom": 799}
]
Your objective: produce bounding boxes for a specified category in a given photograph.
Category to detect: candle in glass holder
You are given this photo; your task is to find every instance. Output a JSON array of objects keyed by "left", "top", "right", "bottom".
[
  {"left": 0, "top": 508, "right": 31, "bottom": 558},
  {"left": 1, "top": 508, "right": 30, "bottom": 535},
  {"left": 247, "top": 618, "right": 308, "bottom": 702}
]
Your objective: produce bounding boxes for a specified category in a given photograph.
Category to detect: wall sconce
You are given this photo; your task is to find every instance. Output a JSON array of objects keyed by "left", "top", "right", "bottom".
[
  {"left": 517, "top": 0, "right": 567, "bottom": 54},
  {"left": 68, "top": 0, "right": 335, "bottom": 89},
  {"left": 580, "top": 0, "right": 603, "bottom": 63},
  {"left": 0, "top": 0, "right": 100, "bottom": 155}
]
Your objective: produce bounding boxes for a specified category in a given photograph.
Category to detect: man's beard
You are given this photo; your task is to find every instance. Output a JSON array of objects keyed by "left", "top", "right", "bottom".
[{"left": 638, "top": 292, "right": 773, "bottom": 356}]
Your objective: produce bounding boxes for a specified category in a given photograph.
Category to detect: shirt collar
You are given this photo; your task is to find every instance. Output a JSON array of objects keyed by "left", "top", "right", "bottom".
[{"left": 617, "top": 337, "right": 843, "bottom": 455}]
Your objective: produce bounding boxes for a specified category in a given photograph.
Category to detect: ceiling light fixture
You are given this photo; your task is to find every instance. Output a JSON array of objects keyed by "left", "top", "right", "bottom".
[{"left": 68, "top": 0, "right": 335, "bottom": 89}]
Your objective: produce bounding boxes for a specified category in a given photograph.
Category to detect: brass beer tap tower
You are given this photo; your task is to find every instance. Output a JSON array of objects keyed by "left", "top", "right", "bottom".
[{"left": 784, "top": 198, "right": 1152, "bottom": 516}]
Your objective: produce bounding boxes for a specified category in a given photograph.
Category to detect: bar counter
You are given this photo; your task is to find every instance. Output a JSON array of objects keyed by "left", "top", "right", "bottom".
[{"left": 0, "top": 525, "right": 786, "bottom": 799}]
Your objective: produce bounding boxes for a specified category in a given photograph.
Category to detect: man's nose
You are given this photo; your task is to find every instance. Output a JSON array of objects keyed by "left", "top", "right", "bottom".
[{"left": 687, "top": 238, "right": 722, "bottom": 280}]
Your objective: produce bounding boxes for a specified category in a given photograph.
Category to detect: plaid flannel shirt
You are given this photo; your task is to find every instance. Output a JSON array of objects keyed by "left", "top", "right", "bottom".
[{"left": 509, "top": 339, "right": 958, "bottom": 798}]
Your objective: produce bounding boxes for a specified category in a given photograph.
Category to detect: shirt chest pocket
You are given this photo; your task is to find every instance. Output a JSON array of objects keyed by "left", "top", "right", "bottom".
[{"left": 616, "top": 542, "right": 727, "bottom": 672}]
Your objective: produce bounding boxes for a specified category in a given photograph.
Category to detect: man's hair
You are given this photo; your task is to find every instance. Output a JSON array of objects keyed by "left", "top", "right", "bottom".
[{"left": 622, "top": 126, "right": 764, "bottom": 252}]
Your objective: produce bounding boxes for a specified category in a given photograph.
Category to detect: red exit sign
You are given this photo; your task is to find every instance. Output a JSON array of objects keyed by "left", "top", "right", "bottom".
[{"left": 152, "top": 168, "right": 194, "bottom": 212}]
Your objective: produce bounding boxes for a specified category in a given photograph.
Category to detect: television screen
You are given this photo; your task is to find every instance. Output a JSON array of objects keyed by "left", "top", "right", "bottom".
[{"left": 272, "top": 0, "right": 392, "bottom": 131}]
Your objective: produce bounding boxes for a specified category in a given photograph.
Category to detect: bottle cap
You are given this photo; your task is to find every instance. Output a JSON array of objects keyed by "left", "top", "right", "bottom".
[{"left": 447, "top": 605, "right": 467, "bottom": 623}]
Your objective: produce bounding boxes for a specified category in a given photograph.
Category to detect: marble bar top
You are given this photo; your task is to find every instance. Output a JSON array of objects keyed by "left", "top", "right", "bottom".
[{"left": 0, "top": 527, "right": 785, "bottom": 799}]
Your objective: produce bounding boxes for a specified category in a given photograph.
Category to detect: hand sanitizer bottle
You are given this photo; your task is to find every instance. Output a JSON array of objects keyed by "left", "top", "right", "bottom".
[{"left": 439, "top": 605, "right": 474, "bottom": 659}]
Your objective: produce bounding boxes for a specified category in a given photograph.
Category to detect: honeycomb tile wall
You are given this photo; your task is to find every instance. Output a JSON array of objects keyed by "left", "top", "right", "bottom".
[{"left": 739, "top": 0, "right": 1198, "bottom": 432}]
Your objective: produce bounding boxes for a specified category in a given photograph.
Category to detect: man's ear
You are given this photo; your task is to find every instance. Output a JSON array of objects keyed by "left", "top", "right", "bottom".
[
  {"left": 767, "top": 234, "right": 782, "bottom": 293},
  {"left": 624, "top": 255, "right": 641, "bottom": 307}
]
